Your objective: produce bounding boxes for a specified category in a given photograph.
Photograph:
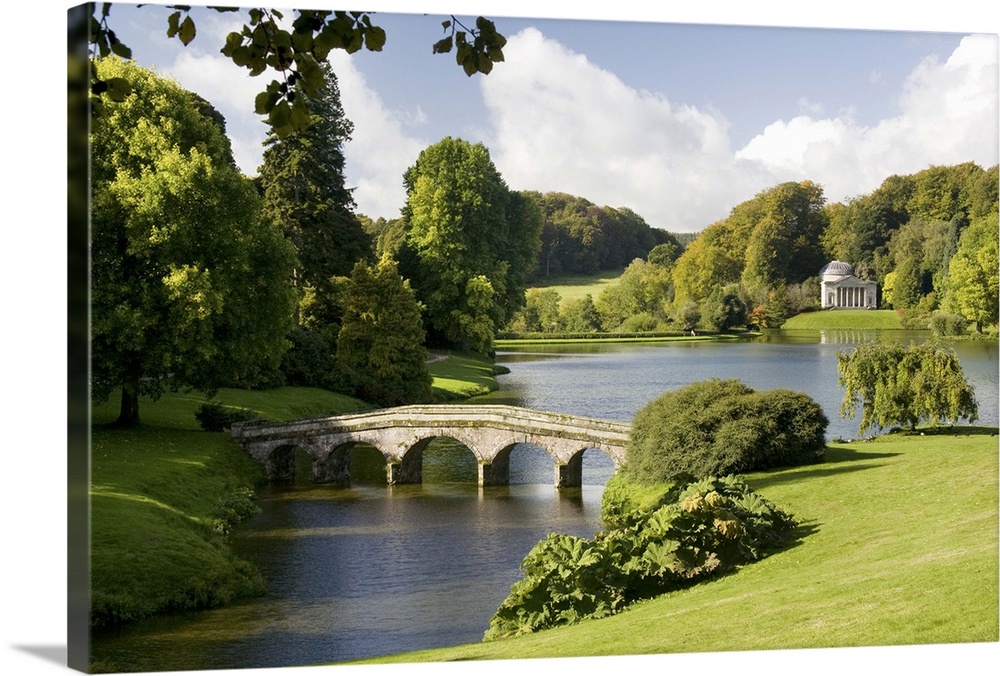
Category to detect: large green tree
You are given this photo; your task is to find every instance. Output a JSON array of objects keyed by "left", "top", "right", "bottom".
[
  {"left": 594, "top": 258, "right": 674, "bottom": 331},
  {"left": 837, "top": 341, "right": 978, "bottom": 434},
  {"left": 397, "top": 137, "right": 542, "bottom": 353},
  {"left": 740, "top": 181, "right": 828, "bottom": 293},
  {"left": 257, "top": 60, "right": 372, "bottom": 324},
  {"left": 91, "top": 57, "right": 298, "bottom": 426},
  {"left": 336, "top": 257, "right": 433, "bottom": 407}
]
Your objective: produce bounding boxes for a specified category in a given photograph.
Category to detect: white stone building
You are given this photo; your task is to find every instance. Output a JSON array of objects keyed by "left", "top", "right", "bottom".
[{"left": 819, "top": 261, "right": 878, "bottom": 309}]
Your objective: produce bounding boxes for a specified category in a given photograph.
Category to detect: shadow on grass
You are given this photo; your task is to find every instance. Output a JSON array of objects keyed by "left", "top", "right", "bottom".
[
  {"left": 746, "top": 446, "right": 900, "bottom": 491},
  {"left": 886, "top": 425, "right": 999, "bottom": 438}
]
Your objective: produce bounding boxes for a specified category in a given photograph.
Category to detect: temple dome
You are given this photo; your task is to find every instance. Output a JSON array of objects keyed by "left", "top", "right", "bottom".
[{"left": 819, "top": 260, "right": 854, "bottom": 278}]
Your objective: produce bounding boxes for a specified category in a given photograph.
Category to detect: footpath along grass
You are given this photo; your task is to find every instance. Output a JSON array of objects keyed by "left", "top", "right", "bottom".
[
  {"left": 357, "top": 427, "right": 998, "bottom": 663},
  {"left": 89, "top": 351, "right": 498, "bottom": 630},
  {"left": 782, "top": 309, "right": 904, "bottom": 330}
]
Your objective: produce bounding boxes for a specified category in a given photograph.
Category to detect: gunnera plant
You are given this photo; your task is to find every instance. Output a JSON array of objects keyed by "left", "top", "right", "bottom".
[{"left": 484, "top": 474, "right": 797, "bottom": 640}]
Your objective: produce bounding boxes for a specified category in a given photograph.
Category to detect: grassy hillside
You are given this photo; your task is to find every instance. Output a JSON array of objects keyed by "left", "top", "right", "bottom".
[
  {"left": 528, "top": 268, "right": 624, "bottom": 303},
  {"left": 782, "top": 309, "right": 904, "bottom": 330},
  {"left": 357, "top": 427, "right": 998, "bottom": 664}
]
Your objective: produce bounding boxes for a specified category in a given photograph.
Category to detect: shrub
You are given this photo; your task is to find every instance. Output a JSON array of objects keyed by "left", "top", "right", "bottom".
[
  {"left": 195, "top": 401, "right": 258, "bottom": 432},
  {"left": 484, "top": 475, "right": 797, "bottom": 640},
  {"left": 624, "top": 379, "right": 828, "bottom": 483}
]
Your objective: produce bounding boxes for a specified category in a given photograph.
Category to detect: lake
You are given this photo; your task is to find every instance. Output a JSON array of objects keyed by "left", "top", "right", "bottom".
[{"left": 89, "top": 330, "right": 998, "bottom": 671}]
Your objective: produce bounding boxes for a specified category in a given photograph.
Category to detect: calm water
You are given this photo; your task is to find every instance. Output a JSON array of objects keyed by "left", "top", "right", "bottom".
[{"left": 90, "top": 330, "right": 998, "bottom": 672}]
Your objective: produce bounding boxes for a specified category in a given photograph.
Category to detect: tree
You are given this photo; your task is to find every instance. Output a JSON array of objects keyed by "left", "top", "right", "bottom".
[
  {"left": 525, "top": 192, "right": 675, "bottom": 279},
  {"left": 86, "top": 5, "right": 507, "bottom": 137},
  {"left": 837, "top": 341, "right": 978, "bottom": 435},
  {"left": 943, "top": 213, "right": 1000, "bottom": 332},
  {"left": 508, "top": 289, "right": 562, "bottom": 333},
  {"left": 740, "top": 181, "right": 828, "bottom": 294},
  {"left": 397, "top": 137, "right": 541, "bottom": 353},
  {"left": 595, "top": 258, "right": 673, "bottom": 331},
  {"left": 336, "top": 257, "right": 433, "bottom": 407},
  {"left": 90, "top": 57, "right": 298, "bottom": 426},
  {"left": 701, "top": 284, "right": 747, "bottom": 333},
  {"left": 558, "top": 295, "right": 602, "bottom": 333},
  {"left": 257, "top": 60, "right": 373, "bottom": 325}
]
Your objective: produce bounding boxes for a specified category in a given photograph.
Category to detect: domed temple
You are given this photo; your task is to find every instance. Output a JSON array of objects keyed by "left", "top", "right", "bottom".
[{"left": 819, "top": 261, "right": 878, "bottom": 309}]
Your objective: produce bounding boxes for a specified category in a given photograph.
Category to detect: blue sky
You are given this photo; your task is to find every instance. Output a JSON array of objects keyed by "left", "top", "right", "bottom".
[{"left": 103, "top": 2, "right": 998, "bottom": 233}]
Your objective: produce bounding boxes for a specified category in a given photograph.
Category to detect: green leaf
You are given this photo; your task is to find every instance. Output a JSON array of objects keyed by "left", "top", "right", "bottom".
[
  {"left": 166, "top": 11, "right": 180, "bottom": 37},
  {"left": 110, "top": 40, "right": 132, "bottom": 59},
  {"left": 254, "top": 90, "right": 276, "bottom": 115},
  {"left": 268, "top": 100, "right": 292, "bottom": 130},
  {"left": 365, "top": 26, "right": 386, "bottom": 51},
  {"left": 432, "top": 36, "right": 453, "bottom": 54},
  {"left": 179, "top": 16, "right": 197, "bottom": 46}
]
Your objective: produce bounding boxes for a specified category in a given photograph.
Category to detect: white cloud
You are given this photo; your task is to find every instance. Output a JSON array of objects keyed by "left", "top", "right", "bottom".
[
  {"left": 798, "top": 98, "right": 826, "bottom": 116},
  {"left": 736, "top": 33, "right": 999, "bottom": 203},
  {"left": 327, "top": 52, "right": 431, "bottom": 220},
  {"left": 479, "top": 27, "right": 768, "bottom": 232}
]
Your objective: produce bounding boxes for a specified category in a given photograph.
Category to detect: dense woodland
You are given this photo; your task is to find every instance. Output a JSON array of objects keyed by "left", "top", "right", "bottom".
[{"left": 90, "top": 56, "right": 1000, "bottom": 424}]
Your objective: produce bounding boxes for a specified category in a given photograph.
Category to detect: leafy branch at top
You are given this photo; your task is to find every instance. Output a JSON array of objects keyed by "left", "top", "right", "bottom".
[
  {"left": 86, "top": 4, "right": 506, "bottom": 137},
  {"left": 432, "top": 16, "right": 507, "bottom": 76}
]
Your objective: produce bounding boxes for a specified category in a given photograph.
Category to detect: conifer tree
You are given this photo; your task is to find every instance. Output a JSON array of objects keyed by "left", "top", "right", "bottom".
[{"left": 258, "top": 61, "right": 373, "bottom": 325}]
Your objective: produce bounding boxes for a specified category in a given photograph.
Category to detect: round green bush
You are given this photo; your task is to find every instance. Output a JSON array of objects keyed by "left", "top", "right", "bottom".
[{"left": 625, "top": 378, "right": 828, "bottom": 483}]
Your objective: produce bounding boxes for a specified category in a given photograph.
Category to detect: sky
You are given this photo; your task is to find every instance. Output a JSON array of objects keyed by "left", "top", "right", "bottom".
[{"left": 102, "top": 1, "right": 999, "bottom": 233}]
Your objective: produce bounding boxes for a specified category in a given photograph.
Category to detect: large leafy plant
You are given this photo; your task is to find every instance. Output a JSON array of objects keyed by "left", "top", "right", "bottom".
[{"left": 484, "top": 475, "right": 797, "bottom": 640}]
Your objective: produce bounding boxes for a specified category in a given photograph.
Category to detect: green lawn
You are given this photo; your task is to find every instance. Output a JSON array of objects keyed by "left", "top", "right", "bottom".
[
  {"left": 356, "top": 427, "right": 999, "bottom": 663},
  {"left": 782, "top": 309, "right": 904, "bottom": 330},
  {"left": 528, "top": 268, "right": 625, "bottom": 303}
]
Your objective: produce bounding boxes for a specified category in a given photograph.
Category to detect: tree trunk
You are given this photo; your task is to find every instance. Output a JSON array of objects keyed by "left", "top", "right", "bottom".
[{"left": 115, "top": 383, "right": 140, "bottom": 427}]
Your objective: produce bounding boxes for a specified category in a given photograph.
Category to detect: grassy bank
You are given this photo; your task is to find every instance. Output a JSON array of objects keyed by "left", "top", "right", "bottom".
[
  {"left": 782, "top": 309, "right": 904, "bottom": 330},
  {"left": 428, "top": 350, "right": 501, "bottom": 399},
  {"left": 357, "top": 427, "right": 998, "bottom": 663},
  {"left": 89, "top": 351, "right": 499, "bottom": 632}
]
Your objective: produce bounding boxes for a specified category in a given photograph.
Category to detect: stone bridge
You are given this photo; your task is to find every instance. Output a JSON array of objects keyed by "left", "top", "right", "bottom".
[{"left": 229, "top": 404, "right": 631, "bottom": 488}]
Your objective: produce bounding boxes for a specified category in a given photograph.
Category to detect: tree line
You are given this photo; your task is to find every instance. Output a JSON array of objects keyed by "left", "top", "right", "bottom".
[{"left": 508, "top": 164, "right": 998, "bottom": 336}]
